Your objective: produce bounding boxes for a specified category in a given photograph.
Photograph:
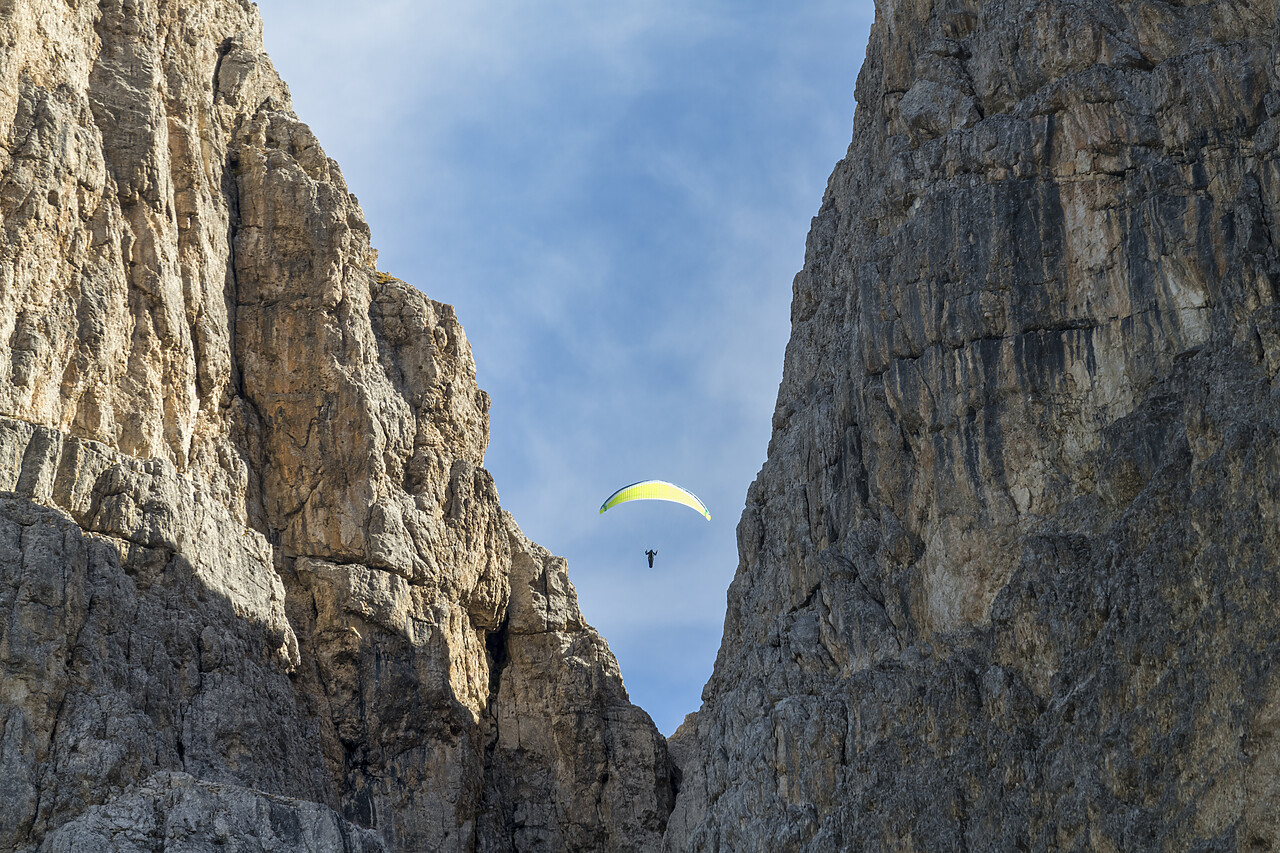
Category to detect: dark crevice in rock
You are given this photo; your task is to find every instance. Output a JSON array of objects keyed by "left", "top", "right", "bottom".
[{"left": 484, "top": 613, "right": 510, "bottom": 703}]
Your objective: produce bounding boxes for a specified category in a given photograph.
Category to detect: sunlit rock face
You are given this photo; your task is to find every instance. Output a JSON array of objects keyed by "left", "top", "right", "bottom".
[
  {"left": 0, "top": 1, "right": 672, "bottom": 851},
  {"left": 665, "top": 0, "right": 1280, "bottom": 849}
]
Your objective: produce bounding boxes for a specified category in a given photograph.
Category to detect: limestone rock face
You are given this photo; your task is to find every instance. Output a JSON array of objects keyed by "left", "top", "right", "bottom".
[
  {"left": 0, "top": 2, "right": 670, "bottom": 851},
  {"left": 666, "top": 0, "right": 1280, "bottom": 850},
  {"left": 34, "top": 773, "right": 386, "bottom": 853},
  {"left": 479, "top": 520, "right": 676, "bottom": 852}
]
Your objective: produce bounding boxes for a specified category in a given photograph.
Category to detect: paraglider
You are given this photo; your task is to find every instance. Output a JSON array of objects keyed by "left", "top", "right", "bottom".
[
  {"left": 645, "top": 549, "right": 657, "bottom": 568},
  {"left": 598, "top": 480, "right": 711, "bottom": 521}
]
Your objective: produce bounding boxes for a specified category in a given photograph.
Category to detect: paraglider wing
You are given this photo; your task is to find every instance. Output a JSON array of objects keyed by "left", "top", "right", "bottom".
[{"left": 599, "top": 480, "right": 711, "bottom": 520}]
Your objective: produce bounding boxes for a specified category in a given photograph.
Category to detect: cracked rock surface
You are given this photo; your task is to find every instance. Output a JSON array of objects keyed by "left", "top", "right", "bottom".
[
  {"left": 665, "top": 0, "right": 1280, "bottom": 850},
  {"left": 9, "top": 0, "right": 1279, "bottom": 849},
  {"left": 0, "top": 1, "right": 671, "bottom": 851}
]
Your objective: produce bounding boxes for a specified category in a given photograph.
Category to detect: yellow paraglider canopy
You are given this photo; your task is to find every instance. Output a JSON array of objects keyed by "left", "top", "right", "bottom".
[{"left": 598, "top": 480, "right": 711, "bottom": 521}]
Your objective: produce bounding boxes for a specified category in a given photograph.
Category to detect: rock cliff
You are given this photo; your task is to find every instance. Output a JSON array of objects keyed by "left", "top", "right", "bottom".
[
  {"left": 9, "top": 0, "right": 1280, "bottom": 850},
  {"left": 0, "top": 2, "right": 671, "bottom": 850},
  {"left": 666, "top": 0, "right": 1280, "bottom": 850}
]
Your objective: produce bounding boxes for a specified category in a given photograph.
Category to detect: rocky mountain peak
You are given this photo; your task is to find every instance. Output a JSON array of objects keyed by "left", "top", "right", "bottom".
[
  {"left": 0, "top": 2, "right": 670, "bottom": 850},
  {"left": 667, "top": 0, "right": 1280, "bottom": 849}
]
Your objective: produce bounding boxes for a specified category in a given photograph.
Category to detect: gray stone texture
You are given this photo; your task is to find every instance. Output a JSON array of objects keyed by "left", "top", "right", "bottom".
[
  {"left": 665, "top": 0, "right": 1280, "bottom": 850},
  {"left": 8, "top": 0, "right": 1280, "bottom": 849},
  {"left": 0, "top": 1, "right": 671, "bottom": 850}
]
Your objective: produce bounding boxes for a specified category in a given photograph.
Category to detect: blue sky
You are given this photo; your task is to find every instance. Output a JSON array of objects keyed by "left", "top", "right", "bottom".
[{"left": 256, "top": 0, "right": 875, "bottom": 736}]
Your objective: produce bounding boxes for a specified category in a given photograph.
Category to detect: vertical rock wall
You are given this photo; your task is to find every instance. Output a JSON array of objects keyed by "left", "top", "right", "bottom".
[
  {"left": 0, "top": 2, "right": 672, "bottom": 851},
  {"left": 667, "top": 0, "right": 1280, "bottom": 850}
]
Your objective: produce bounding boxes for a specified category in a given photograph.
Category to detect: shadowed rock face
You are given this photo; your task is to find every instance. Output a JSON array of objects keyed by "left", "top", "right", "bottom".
[
  {"left": 665, "top": 0, "right": 1280, "bottom": 850},
  {"left": 0, "top": 1, "right": 671, "bottom": 851}
]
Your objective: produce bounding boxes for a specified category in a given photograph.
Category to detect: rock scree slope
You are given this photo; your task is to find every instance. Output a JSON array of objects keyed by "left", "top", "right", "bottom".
[
  {"left": 665, "top": 0, "right": 1280, "bottom": 850},
  {"left": 0, "top": 1, "right": 672, "bottom": 851}
]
